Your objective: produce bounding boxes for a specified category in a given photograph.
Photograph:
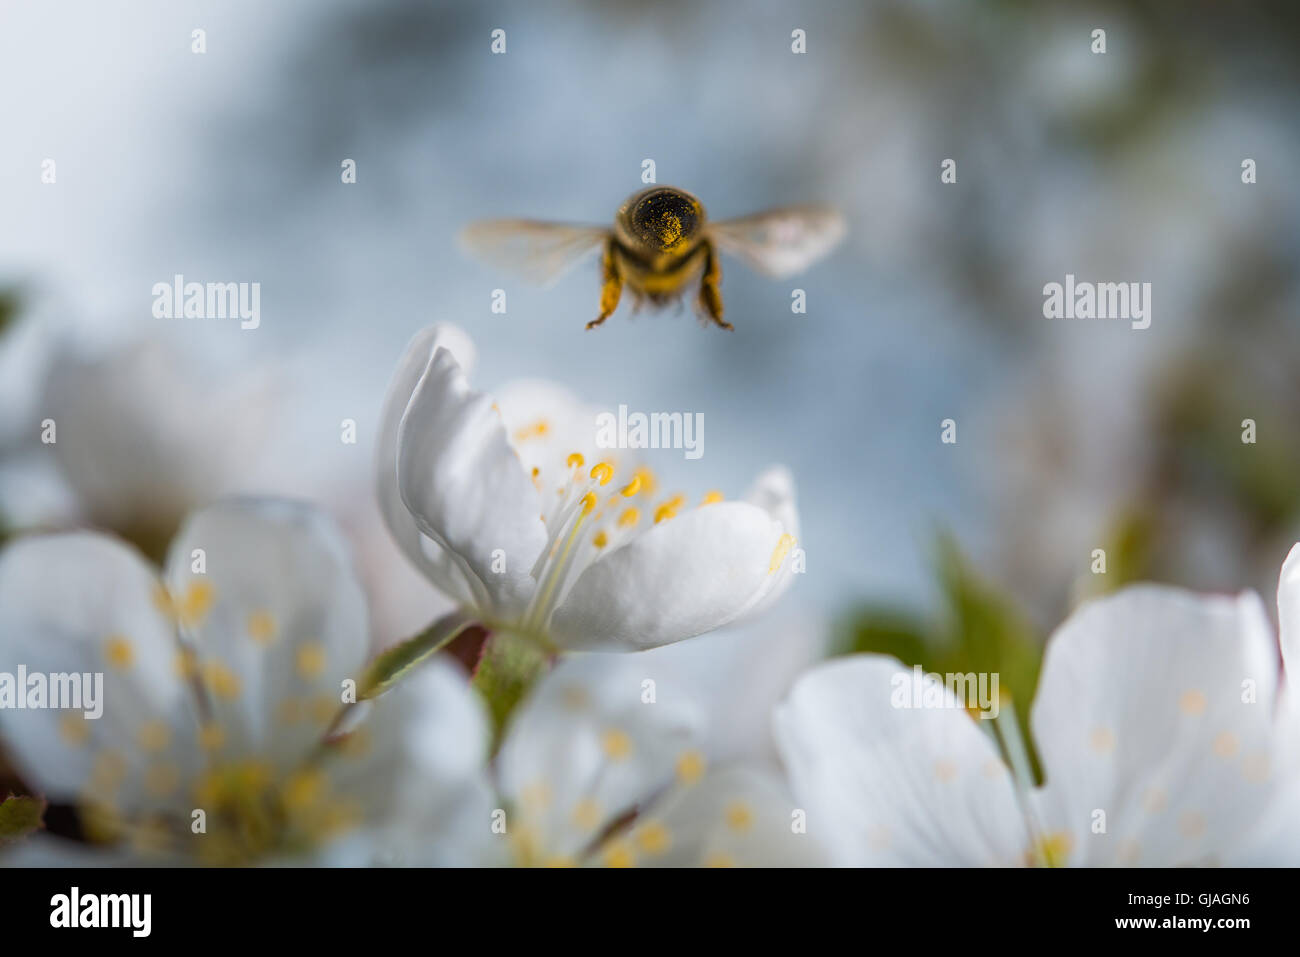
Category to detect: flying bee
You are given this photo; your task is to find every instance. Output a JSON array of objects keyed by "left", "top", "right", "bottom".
[{"left": 459, "top": 186, "right": 846, "bottom": 331}]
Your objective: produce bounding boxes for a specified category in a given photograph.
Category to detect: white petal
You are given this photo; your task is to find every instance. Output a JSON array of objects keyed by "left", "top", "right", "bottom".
[
  {"left": 162, "top": 499, "right": 369, "bottom": 767},
  {"left": 322, "top": 658, "right": 505, "bottom": 866},
  {"left": 739, "top": 465, "right": 800, "bottom": 617},
  {"left": 42, "top": 340, "right": 273, "bottom": 532},
  {"left": 375, "top": 325, "right": 480, "bottom": 608},
  {"left": 1031, "top": 585, "right": 1283, "bottom": 866},
  {"left": 1276, "top": 542, "right": 1300, "bottom": 673},
  {"left": 774, "top": 655, "right": 1030, "bottom": 866},
  {"left": 496, "top": 653, "right": 703, "bottom": 862},
  {"left": 549, "top": 498, "right": 795, "bottom": 650},
  {"left": 616, "top": 765, "right": 828, "bottom": 867},
  {"left": 493, "top": 378, "right": 608, "bottom": 485},
  {"left": 397, "top": 347, "right": 548, "bottom": 619},
  {"left": 0, "top": 532, "right": 200, "bottom": 814},
  {"left": 636, "top": 604, "right": 828, "bottom": 765},
  {"left": 744, "top": 464, "right": 800, "bottom": 540}
]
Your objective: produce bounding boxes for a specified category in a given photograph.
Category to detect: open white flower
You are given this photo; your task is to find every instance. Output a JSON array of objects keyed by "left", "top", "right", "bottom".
[
  {"left": 377, "top": 324, "right": 800, "bottom": 651},
  {"left": 488, "top": 653, "right": 822, "bottom": 867},
  {"left": 0, "top": 498, "right": 493, "bottom": 865},
  {"left": 775, "top": 582, "right": 1292, "bottom": 866}
]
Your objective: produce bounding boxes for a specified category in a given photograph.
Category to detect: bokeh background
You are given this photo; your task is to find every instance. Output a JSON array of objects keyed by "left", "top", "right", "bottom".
[{"left": 2, "top": 0, "right": 1299, "bottom": 710}]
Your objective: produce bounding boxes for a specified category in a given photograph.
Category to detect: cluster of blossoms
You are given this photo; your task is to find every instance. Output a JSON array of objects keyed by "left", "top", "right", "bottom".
[{"left": 1, "top": 324, "right": 1297, "bottom": 867}]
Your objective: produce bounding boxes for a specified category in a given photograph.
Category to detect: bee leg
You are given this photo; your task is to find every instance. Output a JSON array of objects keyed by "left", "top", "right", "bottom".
[
  {"left": 698, "top": 241, "right": 732, "bottom": 330},
  {"left": 586, "top": 240, "right": 623, "bottom": 330}
]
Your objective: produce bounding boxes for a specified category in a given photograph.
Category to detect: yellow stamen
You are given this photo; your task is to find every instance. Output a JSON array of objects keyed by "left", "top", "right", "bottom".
[
  {"left": 676, "top": 749, "right": 706, "bottom": 785},
  {"left": 618, "top": 507, "right": 640, "bottom": 527},
  {"left": 602, "top": 729, "right": 633, "bottom": 761},
  {"left": 1034, "top": 832, "right": 1074, "bottom": 867},
  {"left": 247, "top": 609, "right": 277, "bottom": 645},
  {"left": 295, "top": 642, "right": 327, "bottom": 681},
  {"left": 178, "top": 581, "right": 215, "bottom": 627},
  {"left": 590, "top": 461, "right": 614, "bottom": 486},
  {"left": 592, "top": 530, "right": 608, "bottom": 549},
  {"left": 103, "top": 635, "right": 134, "bottom": 669},
  {"left": 725, "top": 801, "right": 754, "bottom": 832},
  {"left": 654, "top": 495, "right": 685, "bottom": 524},
  {"left": 701, "top": 489, "right": 724, "bottom": 505},
  {"left": 633, "top": 466, "right": 657, "bottom": 496},
  {"left": 203, "top": 662, "right": 242, "bottom": 699},
  {"left": 566, "top": 452, "right": 585, "bottom": 468},
  {"left": 620, "top": 475, "right": 642, "bottom": 497},
  {"left": 581, "top": 491, "right": 597, "bottom": 514},
  {"left": 513, "top": 419, "right": 550, "bottom": 442},
  {"left": 768, "top": 533, "right": 795, "bottom": 573},
  {"left": 572, "top": 798, "right": 602, "bottom": 831},
  {"left": 283, "top": 769, "right": 324, "bottom": 810},
  {"left": 636, "top": 821, "right": 672, "bottom": 856},
  {"left": 603, "top": 841, "right": 637, "bottom": 868}
]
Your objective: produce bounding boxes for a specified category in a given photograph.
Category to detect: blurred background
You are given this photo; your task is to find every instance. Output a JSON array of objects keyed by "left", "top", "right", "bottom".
[{"left": 2, "top": 0, "right": 1299, "bottom": 713}]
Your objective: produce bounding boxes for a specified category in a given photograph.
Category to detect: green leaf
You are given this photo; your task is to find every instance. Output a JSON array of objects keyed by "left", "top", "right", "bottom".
[
  {"left": 358, "top": 610, "right": 474, "bottom": 700},
  {"left": 0, "top": 794, "right": 46, "bottom": 844},
  {"left": 931, "top": 534, "right": 1042, "bottom": 767},
  {"left": 836, "top": 532, "right": 1045, "bottom": 781}
]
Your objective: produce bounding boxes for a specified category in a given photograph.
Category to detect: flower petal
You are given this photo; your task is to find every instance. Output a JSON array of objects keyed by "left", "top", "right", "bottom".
[
  {"left": 1276, "top": 542, "right": 1300, "bottom": 673},
  {"left": 0, "top": 532, "right": 200, "bottom": 814},
  {"left": 321, "top": 658, "right": 505, "bottom": 866},
  {"left": 375, "top": 325, "right": 481, "bottom": 608},
  {"left": 774, "top": 655, "right": 1029, "bottom": 866},
  {"left": 42, "top": 340, "right": 273, "bottom": 534},
  {"left": 615, "top": 765, "right": 828, "bottom": 867},
  {"left": 1031, "top": 585, "right": 1284, "bottom": 866},
  {"left": 162, "top": 499, "right": 369, "bottom": 768},
  {"left": 493, "top": 378, "right": 607, "bottom": 486},
  {"left": 396, "top": 347, "right": 548, "bottom": 619},
  {"left": 549, "top": 494, "right": 795, "bottom": 651},
  {"left": 496, "top": 653, "right": 702, "bottom": 863}
]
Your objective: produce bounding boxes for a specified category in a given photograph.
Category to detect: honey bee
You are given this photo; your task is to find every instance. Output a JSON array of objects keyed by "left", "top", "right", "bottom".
[{"left": 460, "top": 186, "right": 845, "bottom": 331}]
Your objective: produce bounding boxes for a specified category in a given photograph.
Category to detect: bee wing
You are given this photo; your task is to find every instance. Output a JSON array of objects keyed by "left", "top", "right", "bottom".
[
  {"left": 707, "top": 206, "right": 846, "bottom": 279},
  {"left": 459, "top": 220, "right": 609, "bottom": 287}
]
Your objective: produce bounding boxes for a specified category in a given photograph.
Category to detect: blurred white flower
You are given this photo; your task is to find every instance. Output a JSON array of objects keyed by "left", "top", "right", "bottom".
[
  {"left": 637, "top": 600, "right": 830, "bottom": 769},
  {"left": 775, "top": 583, "right": 1292, "bottom": 866},
  {"left": 24, "top": 336, "right": 446, "bottom": 651},
  {"left": 488, "top": 653, "right": 822, "bottom": 867},
  {"left": 41, "top": 340, "right": 275, "bottom": 542},
  {"left": 0, "top": 498, "right": 493, "bottom": 865},
  {"left": 378, "top": 324, "right": 801, "bottom": 652}
]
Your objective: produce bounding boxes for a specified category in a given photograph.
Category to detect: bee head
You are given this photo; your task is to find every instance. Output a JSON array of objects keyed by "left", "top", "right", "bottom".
[{"left": 624, "top": 187, "right": 704, "bottom": 252}]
